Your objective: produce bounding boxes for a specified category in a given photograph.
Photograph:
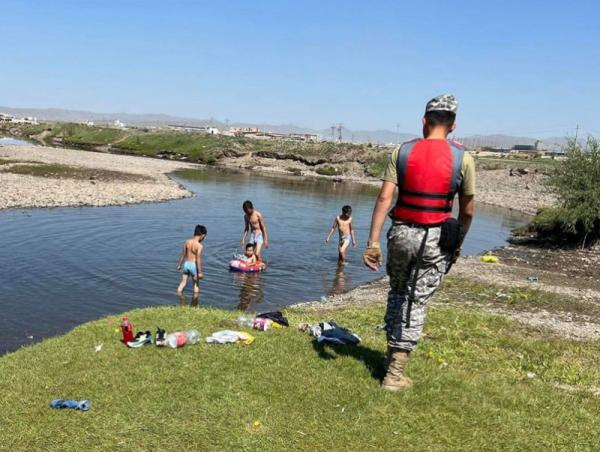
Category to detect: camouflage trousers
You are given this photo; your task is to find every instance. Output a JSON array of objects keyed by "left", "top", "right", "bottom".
[{"left": 385, "top": 222, "right": 452, "bottom": 351}]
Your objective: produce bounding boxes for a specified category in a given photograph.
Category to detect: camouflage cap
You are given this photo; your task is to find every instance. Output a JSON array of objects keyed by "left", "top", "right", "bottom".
[{"left": 425, "top": 94, "right": 457, "bottom": 114}]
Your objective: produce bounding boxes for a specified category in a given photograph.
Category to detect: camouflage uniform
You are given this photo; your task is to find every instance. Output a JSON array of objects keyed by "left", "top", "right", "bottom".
[
  {"left": 385, "top": 222, "right": 452, "bottom": 352},
  {"left": 381, "top": 94, "right": 463, "bottom": 352}
]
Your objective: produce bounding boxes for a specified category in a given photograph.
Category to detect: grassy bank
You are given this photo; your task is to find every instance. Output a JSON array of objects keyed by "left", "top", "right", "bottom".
[
  {"left": 2, "top": 122, "right": 390, "bottom": 174},
  {"left": 1, "top": 283, "right": 598, "bottom": 450},
  {"left": 1, "top": 162, "right": 152, "bottom": 182}
]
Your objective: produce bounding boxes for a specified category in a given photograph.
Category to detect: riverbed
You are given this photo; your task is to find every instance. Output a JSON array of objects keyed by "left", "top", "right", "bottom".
[{"left": 0, "top": 167, "right": 526, "bottom": 354}]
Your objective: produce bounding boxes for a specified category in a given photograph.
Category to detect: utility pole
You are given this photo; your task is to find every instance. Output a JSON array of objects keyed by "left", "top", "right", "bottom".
[
  {"left": 396, "top": 123, "right": 400, "bottom": 144},
  {"left": 330, "top": 126, "right": 335, "bottom": 141},
  {"left": 575, "top": 124, "right": 579, "bottom": 144},
  {"left": 337, "top": 123, "right": 343, "bottom": 142}
]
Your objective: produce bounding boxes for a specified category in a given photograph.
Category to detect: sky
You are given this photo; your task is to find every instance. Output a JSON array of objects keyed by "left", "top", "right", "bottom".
[{"left": 1, "top": 0, "right": 599, "bottom": 137}]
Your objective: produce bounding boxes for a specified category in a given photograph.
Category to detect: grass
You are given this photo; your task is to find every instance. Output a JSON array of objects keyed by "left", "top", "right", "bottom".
[
  {"left": 4, "top": 122, "right": 393, "bottom": 171},
  {"left": 0, "top": 301, "right": 598, "bottom": 450},
  {"left": 3, "top": 163, "right": 151, "bottom": 181},
  {"left": 441, "top": 277, "right": 600, "bottom": 318},
  {"left": 365, "top": 151, "right": 390, "bottom": 178},
  {"left": 476, "top": 156, "right": 560, "bottom": 173},
  {"left": 315, "top": 165, "right": 342, "bottom": 176}
]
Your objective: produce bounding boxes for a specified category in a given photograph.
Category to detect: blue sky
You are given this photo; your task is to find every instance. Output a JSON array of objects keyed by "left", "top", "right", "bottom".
[{"left": 1, "top": 0, "right": 599, "bottom": 137}]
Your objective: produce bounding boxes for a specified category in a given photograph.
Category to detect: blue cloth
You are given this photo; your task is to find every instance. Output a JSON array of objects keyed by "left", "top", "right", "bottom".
[
  {"left": 249, "top": 231, "right": 264, "bottom": 246},
  {"left": 50, "top": 399, "right": 91, "bottom": 411},
  {"left": 183, "top": 260, "right": 197, "bottom": 276}
]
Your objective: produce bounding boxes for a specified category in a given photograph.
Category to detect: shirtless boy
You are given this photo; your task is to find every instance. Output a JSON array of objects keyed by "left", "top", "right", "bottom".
[
  {"left": 176, "top": 224, "right": 207, "bottom": 294},
  {"left": 240, "top": 200, "right": 269, "bottom": 260},
  {"left": 325, "top": 205, "right": 357, "bottom": 263}
]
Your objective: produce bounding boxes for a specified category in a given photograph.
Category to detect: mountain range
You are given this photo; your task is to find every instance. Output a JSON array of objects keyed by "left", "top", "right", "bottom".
[{"left": 0, "top": 106, "right": 573, "bottom": 151}]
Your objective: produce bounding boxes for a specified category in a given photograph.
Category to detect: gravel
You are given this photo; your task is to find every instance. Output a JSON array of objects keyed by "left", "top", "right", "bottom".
[{"left": 0, "top": 144, "right": 195, "bottom": 209}]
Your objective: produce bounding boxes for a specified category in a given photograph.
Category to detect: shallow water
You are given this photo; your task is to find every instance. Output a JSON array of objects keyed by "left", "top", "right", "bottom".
[
  {"left": 0, "top": 168, "right": 526, "bottom": 354},
  {"left": 0, "top": 137, "right": 32, "bottom": 146}
]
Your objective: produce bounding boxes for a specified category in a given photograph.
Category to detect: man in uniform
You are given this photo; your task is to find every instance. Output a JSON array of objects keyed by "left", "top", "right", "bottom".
[{"left": 363, "top": 94, "right": 475, "bottom": 391}]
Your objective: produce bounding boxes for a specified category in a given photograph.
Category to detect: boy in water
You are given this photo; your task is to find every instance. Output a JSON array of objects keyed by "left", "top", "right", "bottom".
[
  {"left": 240, "top": 200, "right": 269, "bottom": 260},
  {"left": 241, "top": 243, "right": 257, "bottom": 265},
  {"left": 240, "top": 243, "right": 266, "bottom": 269},
  {"left": 326, "top": 205, "right": 357, "bottom": 263},
  {"left": 176, "top": 224, "right": 207, "bottom": 294}
]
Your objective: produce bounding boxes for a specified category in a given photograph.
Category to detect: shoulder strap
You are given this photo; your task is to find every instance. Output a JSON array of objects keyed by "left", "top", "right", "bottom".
[
  {"left": 395, "top": 139, "right": 418, "bottom": 188},
  {"left": 448, "top": 141, "right": 465, "bottom": 196}
]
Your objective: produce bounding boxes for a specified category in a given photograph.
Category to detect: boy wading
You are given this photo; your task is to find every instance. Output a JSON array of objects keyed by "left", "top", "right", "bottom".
[{"left": 363, "top": 94, "right": 476, "bottom": 391}]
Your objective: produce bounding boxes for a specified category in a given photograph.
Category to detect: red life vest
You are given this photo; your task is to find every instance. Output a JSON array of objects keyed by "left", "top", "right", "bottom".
[{"left": 390, "top": 138, "right": 464, "bottom": 226}]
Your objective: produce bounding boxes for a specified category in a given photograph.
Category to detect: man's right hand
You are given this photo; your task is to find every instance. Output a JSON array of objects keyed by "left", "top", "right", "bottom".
[{"left": 363, "top": 247, "right": 382, "bottom": 271}]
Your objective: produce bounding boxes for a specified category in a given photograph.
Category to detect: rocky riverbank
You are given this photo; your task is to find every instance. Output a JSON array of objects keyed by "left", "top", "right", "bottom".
[{"left": 0, "top": 144, "right": 194, "bottom": 209}]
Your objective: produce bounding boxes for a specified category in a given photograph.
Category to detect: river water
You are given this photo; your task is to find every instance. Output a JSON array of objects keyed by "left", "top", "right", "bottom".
[{"left": 0, "top": 167, "right": 526, "bottom": 354}]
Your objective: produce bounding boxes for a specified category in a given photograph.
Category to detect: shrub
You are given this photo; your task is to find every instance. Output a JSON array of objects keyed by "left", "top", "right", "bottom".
[
  {"left": 316, "top": 166, "right": 341, "bottom": 176},
  {"left": 527, "top": 137, "right": 600, "bottom": 246}
]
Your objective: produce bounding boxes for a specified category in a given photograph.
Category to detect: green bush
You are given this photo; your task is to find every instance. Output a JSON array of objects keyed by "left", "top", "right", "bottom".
[
  {"left": 528, "top": 137, "right": 600, "bottom": 246},
  {"left": 315, "top": 165, "right": 341, "bottom": 176}
]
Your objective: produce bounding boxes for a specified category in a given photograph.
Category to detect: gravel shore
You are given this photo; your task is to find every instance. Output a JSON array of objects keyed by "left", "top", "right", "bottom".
[{"left": 0, "top": 144, "right": 195, "bottom": 209}]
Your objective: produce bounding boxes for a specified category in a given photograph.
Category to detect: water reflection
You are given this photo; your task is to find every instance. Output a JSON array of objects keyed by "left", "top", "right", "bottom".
[
  {"left": 177, "top": 292, "right": 200, "bottom": 307},
  {"left": 324, "top": 262, "right": 352, "bottom": 296},
  {"left": 233, "top": 272, "right": 265, "bottom": 311}
]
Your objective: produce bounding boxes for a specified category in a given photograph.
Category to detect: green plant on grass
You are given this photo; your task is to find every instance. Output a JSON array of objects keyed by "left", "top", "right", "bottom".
[
  {"left": 525, "top": 137, "right": 600, "bottom": 246},
  {"left": 315, "top": 166, "right": 341, "bottom": 176}
]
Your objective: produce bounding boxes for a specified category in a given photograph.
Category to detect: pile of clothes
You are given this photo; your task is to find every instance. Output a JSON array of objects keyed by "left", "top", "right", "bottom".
[{"left": 299, "top": 321, "right": 361, "bottom": 345}]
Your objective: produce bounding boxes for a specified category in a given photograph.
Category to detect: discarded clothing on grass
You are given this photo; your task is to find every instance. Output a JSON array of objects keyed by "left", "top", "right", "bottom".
[
  {"left": 206, "top": 330, "right": 255, "bottom": 345},
  {"left": 306, "top": 321, "right": 361, "bottom": 345},
  {"left": 256, "top": 311, "right": 289, "bottom": 327},
  {"left": 50, "top": 399, "right": 90, "bottom": 411}
]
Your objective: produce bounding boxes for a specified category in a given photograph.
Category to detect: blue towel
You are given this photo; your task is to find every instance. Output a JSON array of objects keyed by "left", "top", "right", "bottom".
[{"left": 50, "top": 399, "right": 91, "bottom": 411}]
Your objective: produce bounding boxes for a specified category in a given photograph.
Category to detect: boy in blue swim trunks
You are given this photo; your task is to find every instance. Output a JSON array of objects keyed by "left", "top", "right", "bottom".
[
  {"left": 240, "top": 200, "right": 269, "bottom": 261},
  {"left": 176, "top": 224, "right": 207, "bottom": 294},
  {"left": 325, "top": 205, "right": 356, "bottom": 263}
]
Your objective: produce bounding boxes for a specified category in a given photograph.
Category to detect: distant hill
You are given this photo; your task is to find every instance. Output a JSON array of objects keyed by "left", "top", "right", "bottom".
[{"left": 0, "top": 105, "right": 578, "bottom": 150}]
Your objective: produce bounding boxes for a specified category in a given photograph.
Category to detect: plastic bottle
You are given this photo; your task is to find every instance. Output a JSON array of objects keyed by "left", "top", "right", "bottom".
[
  {"left": 185, "top": 329, "right": 200, "bottom": 345},
  {"left": 120, "top": 317, "right": 134, "bottom": 343},
  {"left": 166, "top": 331, "right": 188, "bottom": 348},
  {"left": 253, "top": 318, "right": 273, "bottom": 331},
  {"left": 236, "top": 316, "right": 254, "bottom": 327}
]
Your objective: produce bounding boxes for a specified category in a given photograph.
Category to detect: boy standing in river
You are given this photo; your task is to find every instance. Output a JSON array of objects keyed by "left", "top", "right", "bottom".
[
  {"left": 176, "top": 224, "right": 207, "bottom": 294},
  {"left": 326, "top": 205, "right": 357, "bottom": 263},
  {"left": 240, "top": 200, "right": 269, "bottom": 261}
]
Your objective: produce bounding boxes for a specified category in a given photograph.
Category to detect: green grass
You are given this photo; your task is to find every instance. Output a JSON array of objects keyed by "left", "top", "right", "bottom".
[
  {"left": 365, "top": 151, "right": 390, "bottom": 177},
  {"left": 315, "top": 165, "right": 342, "bottom": 176},
  {"left": 0, "top": 302, "right": 598, "bottom": 450},
  {"left": 3, "top": 163, "right": 151, "bottom": 181},
  {"left": 476, "top": 156, "right": 559, "bottom": 173},
  {"left": 0, "top": 158, "right": 17, "bottom": 165},
  {"left": 114, "top": 132, "right": 229, "bottom": 163},
  {"left": 6, "top": 122, "right": 389, "bottom": 169},
  {"left": 441, "top": 277, "right": 600, "bottom": 318}
]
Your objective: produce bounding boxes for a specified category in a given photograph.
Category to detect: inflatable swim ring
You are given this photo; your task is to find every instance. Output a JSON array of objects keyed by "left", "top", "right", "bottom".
[{"left": 229, "top": 259, "right": 266, "bottom": 273}]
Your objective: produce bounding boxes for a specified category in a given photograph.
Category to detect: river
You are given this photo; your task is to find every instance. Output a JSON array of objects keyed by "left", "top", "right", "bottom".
[{"left": 0, "top": 167, "right": 526, "bottom": 354}]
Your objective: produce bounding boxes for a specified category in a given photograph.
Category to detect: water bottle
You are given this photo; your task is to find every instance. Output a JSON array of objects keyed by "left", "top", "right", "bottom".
[
  {"left": 166, "top": 331, "right": 188, "bottom": 348},
  {"left": 185, "top": 329, "right": 200, "bottom": 345},
  {"left": 236, "top": 316, "right": 254, "bottom": 327},
  {"left": 120, "top": 316, "right": 134, "bottom": 343}
]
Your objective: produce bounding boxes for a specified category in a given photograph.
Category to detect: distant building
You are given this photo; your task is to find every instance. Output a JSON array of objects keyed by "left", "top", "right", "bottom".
[
  {"left": 512, "top": 144, "right": 536, "bottom": 151},
  {"left": 113, "top": 120, "right": 126, "bottom": 129},
  {"left": 168, "top": 124, "right": 220, "bottom": 134},
  {"left": 0, "top": 113, "right": 37, "bottom": 125}
]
